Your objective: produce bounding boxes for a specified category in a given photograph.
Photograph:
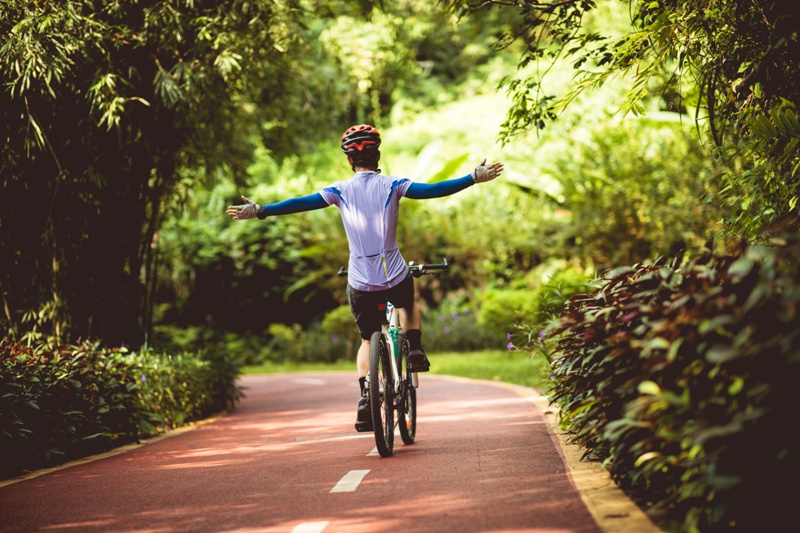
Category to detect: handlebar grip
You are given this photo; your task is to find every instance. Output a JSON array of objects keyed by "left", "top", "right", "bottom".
[{"left": 422, "top": 258, "right": 449, "bottom": 270}]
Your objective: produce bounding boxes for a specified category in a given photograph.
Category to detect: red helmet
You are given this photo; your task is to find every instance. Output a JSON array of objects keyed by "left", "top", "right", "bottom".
[{"left": 341, "top": 124, "right": 381, "bottom": 155}]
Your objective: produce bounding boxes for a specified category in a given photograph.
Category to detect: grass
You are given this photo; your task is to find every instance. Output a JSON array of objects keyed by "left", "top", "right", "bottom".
[{"left": 242, "top": 349, "right": 551, "bottom": 392}]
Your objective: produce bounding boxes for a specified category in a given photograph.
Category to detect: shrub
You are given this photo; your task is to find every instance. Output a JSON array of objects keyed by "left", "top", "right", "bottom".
[
  {"left": 318, "top": 304, "right": 360, "bottom": 359},
  {"left": 152, "top": 325, "right": 272, "bottom": 366},
  {"left": 300, "top": 320, "right": 352, "bottom": 363},
  {"left": 423, "top": 299, "right": 500, "bottom": 352},
  {"left": 266, "top": 323, "right": 304, "bottom": 362},
  {"left": 544, "top": 237, "right": 800, "bottom": 531},
  {"left": 485, "top": 261, "right": 596, "bottom": 349},
  {"left": 0, "top": 340, "right": 242, "bottom": 479},
  {"left": 478, "top": 288, "right": 538, "bottom": 338}
]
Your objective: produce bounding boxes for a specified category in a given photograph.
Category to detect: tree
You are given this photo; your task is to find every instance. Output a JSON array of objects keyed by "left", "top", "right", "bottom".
[
  {"left": 0, "top": 0, "right": 372, "bottom": 346},
  {"left": 448, "top": 0, "right": 800, "bottom": 239}
]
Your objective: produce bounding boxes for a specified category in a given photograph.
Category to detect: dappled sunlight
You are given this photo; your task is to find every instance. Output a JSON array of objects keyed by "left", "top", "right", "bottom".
[
  {"left": 323, "top": 484, "right": 588, "bottom": 533},
  {"left": 418, "top": 395, "right": 537, "bottom": 425},
  {"left": 153, "top": 432, "right": 374, "bottom": 469},
  {"left": 159, "top": 460, "right": 240, "bottom": 469},
  {"left": 40, "top": 519, "right": 116, "bottom": 530}
]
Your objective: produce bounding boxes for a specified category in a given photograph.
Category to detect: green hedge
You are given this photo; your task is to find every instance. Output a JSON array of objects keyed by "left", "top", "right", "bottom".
[
  {"left": 543, "top": 237, "right": 800, "bottom": 531},
  {"left": 0, "top": 340, "right": 242, "bottom": 479}
]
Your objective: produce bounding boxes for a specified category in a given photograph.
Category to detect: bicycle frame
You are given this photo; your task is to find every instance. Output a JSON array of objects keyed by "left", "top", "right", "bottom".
[{"left": 382, "top": 302, "right": 415, "bottom": 392}]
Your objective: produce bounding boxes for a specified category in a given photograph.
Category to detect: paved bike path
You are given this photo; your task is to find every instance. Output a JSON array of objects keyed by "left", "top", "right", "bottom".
[{"left": 0, "top": 373, "right": 659, "bottom": 532}]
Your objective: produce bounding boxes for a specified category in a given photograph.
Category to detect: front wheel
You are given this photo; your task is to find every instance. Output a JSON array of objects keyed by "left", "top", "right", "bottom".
[
  {"left": 369, "top": 331, "right": 394, "bottom": 457},
  {"left": 398, "top": 339, "right": 417, "bottom": 445}
]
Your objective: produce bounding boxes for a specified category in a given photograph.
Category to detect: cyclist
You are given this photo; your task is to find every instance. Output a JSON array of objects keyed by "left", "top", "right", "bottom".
[{"left": 226, "top": 124, "right": 503, "bottom": 431}]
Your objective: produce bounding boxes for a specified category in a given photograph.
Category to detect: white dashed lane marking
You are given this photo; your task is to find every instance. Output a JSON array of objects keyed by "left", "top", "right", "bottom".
[
  {"left": 291, "top": 521, "right": 329, "bottom": 533},
  {"left": 330, "top": 469, "right": 370, "bottom": 493}
]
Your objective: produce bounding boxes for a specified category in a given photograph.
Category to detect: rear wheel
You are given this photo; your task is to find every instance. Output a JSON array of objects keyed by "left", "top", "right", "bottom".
[
  {"left": 369, "top": 331, "right": 394, "bottom": 457},
  {"left": 398, "top": 339, "right": 417, "bottom": 445}
]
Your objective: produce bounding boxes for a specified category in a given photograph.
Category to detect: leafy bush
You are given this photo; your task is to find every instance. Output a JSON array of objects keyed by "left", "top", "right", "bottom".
[
  {"left": 152, "top": 324, "right": 273, "bottom": 366},
  {"left": 423, "top": 299, "right": 500, "bottom": 352},
  {"left": 481, "top": 261, "right": 596, "bottom": 343},
  {"left": 478, "top": 289, "right": 538, "bottom": 338},
  {"left": 318, "top": 304, "right": 360, "bottom": 360},
  {"left": 299, "top": 320, "right": 352, "bottom": 364},
  {"left": 0, "top": 340, "right": 242, "bottom": 479},
  {"left": 543, "top": 237, "right": 800, "bottom": 531},
  {"left": 538, "top": 117, "right": 726, "bottom": 269}
]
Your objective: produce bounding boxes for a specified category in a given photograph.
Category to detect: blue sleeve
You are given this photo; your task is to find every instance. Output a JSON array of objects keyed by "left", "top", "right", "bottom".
[
  {"left": 405, "top": 174, "right": 475, "bottom": 199},
  {"left": 259, "top": 192, "right": 329, "bottom": 218}
]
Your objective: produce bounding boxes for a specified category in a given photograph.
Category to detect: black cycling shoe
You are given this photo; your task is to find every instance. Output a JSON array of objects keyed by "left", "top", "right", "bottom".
[
  {"left": 354, "top": 395, "right": 373, "bottom": 432},
  {"left": 407, "top": 348, "right": 430, "bottom": 372}
]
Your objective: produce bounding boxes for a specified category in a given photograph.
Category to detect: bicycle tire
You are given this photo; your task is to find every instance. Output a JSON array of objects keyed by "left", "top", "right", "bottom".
[
  {"left": 369, "top": 330, "right": 394, "bottom": 457},
  {"left": 398, "top": 339, "right": 417, "bottom": 445}
]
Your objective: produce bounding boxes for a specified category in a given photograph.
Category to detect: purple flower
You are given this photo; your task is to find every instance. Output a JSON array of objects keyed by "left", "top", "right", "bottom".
[
  {"left": 443, "top": 326, "right": 451, "bottom": 334},
  {"left": 506, "top": 332, "right": 512, "bottom": 340},
  {"left": 439, "top": 315, "right": 446, "bottom": 322},
  {"left": 452, "top": 311, "right": 459, "bottom": 318},
  {"left": 331, "top": 334, "right": 339, "bottom": 342},
  {"left": 540, "top": 330, "right": 546, "bottom": 340},
  {"left": 507, "top": 342, "right": 514, "bottom": 350},
  {"left": 141, "top": 375, "right": 147, "bottom": 382},
  {"left": 461, "top": 308, "right": 470, "bottom": 314}
]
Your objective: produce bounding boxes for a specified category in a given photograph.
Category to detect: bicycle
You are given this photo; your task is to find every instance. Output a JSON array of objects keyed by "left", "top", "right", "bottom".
[{"left": 338, "top": 258, "right": 449, "bottom": 457}]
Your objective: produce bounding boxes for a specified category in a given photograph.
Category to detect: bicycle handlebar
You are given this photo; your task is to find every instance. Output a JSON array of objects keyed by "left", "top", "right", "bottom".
[{"left": 337, "top": 258, "right": 449, "bottom": 278}]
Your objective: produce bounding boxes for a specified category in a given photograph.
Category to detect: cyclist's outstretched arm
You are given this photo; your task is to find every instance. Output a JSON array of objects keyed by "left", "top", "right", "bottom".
[
  {"left": 405, "top": 159, "right": 504, "bottom": 200},
  {"left": 405, "top": 175, "right": 475, "bottom": 199},
  {"left": 226, "top": 193, "right": 328, "bottom": 220}
]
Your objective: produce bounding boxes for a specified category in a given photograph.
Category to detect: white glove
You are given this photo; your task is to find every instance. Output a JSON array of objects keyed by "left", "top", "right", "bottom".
[
  {"left": 226, "top": 195, "right": 262, "bottom": 220},
  {"left": 471, "top": 158, "right": 504, "bottom": 183}
]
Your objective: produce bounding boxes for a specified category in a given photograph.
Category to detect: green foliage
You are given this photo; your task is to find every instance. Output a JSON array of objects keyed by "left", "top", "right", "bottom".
[
  {"left": 0, "top": 0, "right": 310, "bottom": 345},
  {"left": 300, "top": 321, "right": 353, "bottom": 363},
  {"left": 265, "top": 323, "right": 304, "bottom": 362},
  {"left": 0, "top": 339, "right": 242, "bottom": 479},
  {"left": 537, "top": 115, "right": 727, "bottom": 267},
  {"left": 423, "top": 299, "right": 500, "bottom": 352},
  {"left": 480, "top": 260, "right": 595, "bottom": 345},
  {"left": 453, "top": 0, "right": 800, "bottom": 238},
  {"left": 543, "top": 237, "right": 800, "bottom": 531},
  {"left": 137, "top": 350, "right": 241, "bottom": 430},
  {"left": 478, "top": 289, "right": 538, "bottom": 338},
  {"left": 320, "top": 304, "right": 360, "bottom": 356}
]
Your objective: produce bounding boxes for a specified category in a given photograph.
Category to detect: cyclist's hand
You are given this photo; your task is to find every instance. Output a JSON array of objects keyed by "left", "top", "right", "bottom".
[
  {"left": 471, "top": 159, "right": 504, "bottom": 183},
  {"left": 226, "top": 195, "right": 262, "bottom": 220}
]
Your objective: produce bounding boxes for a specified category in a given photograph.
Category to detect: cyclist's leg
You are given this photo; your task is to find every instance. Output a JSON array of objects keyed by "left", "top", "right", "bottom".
[
  {"left": 355, "top": 338, "right": 372, "bottom": 431},
  {"left": 357, "top": 339, "right": 370, "bottom": 378},
  {"left": 348, "top": 283, "right": 384, "bottom": 431},
  {"left": 348, "top": 283, "right": 383, "bottom": 375},
  {"left": 391, "top": 276, "right": 429, "bottom": 372}
]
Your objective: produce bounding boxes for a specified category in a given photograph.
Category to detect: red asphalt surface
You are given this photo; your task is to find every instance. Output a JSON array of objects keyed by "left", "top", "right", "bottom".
[{"left": 0, "top": 373, "right": 602, "bottom": 533}]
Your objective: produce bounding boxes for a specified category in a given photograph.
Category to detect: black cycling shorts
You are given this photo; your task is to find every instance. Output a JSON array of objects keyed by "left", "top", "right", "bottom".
[{"left": 347, "top": 274, "right": 415, "bottom": 340}]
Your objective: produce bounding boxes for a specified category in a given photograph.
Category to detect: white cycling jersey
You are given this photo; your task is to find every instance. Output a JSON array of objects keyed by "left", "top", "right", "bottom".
[{"left": 320, "top": 171, "right": 412, "bottom": 291}]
